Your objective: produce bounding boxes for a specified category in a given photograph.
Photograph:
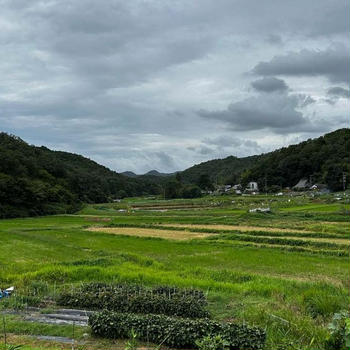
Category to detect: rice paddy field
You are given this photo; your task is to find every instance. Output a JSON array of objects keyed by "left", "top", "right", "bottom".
[{"left": 0, "top": 193, "right": 349, "bottom": 349}]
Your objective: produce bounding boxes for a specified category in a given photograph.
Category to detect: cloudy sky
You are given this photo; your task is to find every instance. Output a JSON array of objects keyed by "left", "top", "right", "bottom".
[{"left": 1, "top": 0, "right": 349, "bottom": 173}]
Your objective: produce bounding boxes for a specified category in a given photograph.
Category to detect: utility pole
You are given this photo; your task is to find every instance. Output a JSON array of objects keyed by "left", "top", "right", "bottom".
[
  {"left": 342, "top": 172, "right": 347, "bottom": 192},
  {"left": 264, "top": 175, "right": 267, "bottom": 195}
]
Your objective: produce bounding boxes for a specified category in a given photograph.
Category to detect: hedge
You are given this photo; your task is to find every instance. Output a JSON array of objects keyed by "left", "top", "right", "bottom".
[
  {"left": 80, "top": 283, "right": 206, "bottom": 302},
  {"left": 89, "top": 311, "right": 266, "bottom": 350},
  {"left": 58, "top": 283, "right": 209, "bottom": 318}
]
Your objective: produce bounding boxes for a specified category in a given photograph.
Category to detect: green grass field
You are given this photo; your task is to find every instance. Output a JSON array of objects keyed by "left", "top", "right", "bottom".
[{"left": 0, "top": 193, "right": 349, "bottom": 350}]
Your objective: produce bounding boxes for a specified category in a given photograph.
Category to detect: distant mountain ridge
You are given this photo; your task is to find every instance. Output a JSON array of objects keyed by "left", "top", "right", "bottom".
[
  {"left": 122, "top": 170, "right": 174, "bottom": 177},
  {"left": 121, "top": 171, "right": 138, "bottom": 178}
]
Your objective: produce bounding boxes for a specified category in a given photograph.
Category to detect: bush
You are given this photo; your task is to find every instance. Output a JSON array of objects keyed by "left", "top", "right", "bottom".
[
  {"left": 196, "top": 334, "right": 229, "bottom": 350},
  {"left": 325, "top": 311, "right": 350, "bottom": 350},
  {"left": 89, "top": 311, "right": 266, "bottom": 350},
  {"left": 57, "top": 283, "right": 209, "bottom": 318}
]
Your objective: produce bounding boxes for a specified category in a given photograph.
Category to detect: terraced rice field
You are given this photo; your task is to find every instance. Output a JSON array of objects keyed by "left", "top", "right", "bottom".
[
  {"left": 0, "top": 193, "right": 349, "bottom": 350},
  {"left": 87, "top": 226, "right": 215, "bottom": 240}
]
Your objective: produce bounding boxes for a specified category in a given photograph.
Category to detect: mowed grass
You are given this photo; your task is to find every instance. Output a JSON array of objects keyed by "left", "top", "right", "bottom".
[{"left": 0, "top": 193, "right": 349, "bottom": 350}]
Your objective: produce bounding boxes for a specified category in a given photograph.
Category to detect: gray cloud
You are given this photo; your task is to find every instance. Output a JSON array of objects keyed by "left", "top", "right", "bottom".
[
  {"left": 198, "top": 92, "right": 320, "bottom": 133},
  {"left": 203, "top": 136, "right": 259, "bottom": 149},
  {"left": 251, "top": 77, "right": 288, "bottom": 93},
  {"left": 0, "top": 0, "right": 348, "bottom": 172},
  {"left": 266, "top": 34, "right": 283, "bottom": 46},
  {"left": 327, "top": 87, "right": 350, "bottom": 99},
  {"left": 253, "top": 45, "right": 350, "bottom": 83},
  {"left": 198, "top": 146, "right": 216, "bottom": 155}
]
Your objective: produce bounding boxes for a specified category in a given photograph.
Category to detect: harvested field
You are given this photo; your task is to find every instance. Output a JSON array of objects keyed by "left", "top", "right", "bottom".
[
  {"left": 86, "top": 226, "right": 214, "bottom": 240},
  {"left": 157, "top": 223, "right": 315, "bottom": 234}
]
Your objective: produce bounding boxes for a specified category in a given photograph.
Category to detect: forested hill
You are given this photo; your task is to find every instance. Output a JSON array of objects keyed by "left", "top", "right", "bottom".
[
  {"left": 242, "top": 128, "right": 350, "bottom": 191},
  {"left": 1, "top": 128, "right": 348, "bottom": 218},
  {"left": 181, "top": 128, "right": 349, "bottom": 191},
  {"left": 0, "top": 133, "right": 161, "bottom": 218},
  {"left": 180, "top": 155, "right": 264, "bottom": 185}
]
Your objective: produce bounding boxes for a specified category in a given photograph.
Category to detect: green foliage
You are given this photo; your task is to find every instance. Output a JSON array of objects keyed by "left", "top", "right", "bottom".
[
  {"left": 125, "top": 329, "right": 139, "bottom": 350},
  {"left": 57, "top": 283, "right": 209, "bottom": 318},
  {"left": 181, "top": 185, "right": 203, "bottom": 198},
  {"left": 325, "top": 311, "right": 350, "bottom": 350},
  {"left": 195, "top": 334, "right": 229, "bottom": 350},
  {"left": 0, "top": 133, "right": 162, "bottom": 218},
  {"left": 302, "top": 289, "right": 345, "bottom": 318},
  {"left": 89, "top": 311, "right": 266, "bottom": 350},
  {"left": 180, "top": 129, "right": 350, "bottom": 190},
  {"left": 197, "top": 174, "right": 214, "bottom": 191},
  {"left": 244, "top": 128, "right": 350, "bottom": 191},
  {"left": 164, "top": 181, "right": 202, "bottom": 199},
  {"left": 181, "top": 155, "right": 261, "bottom": 185},
  {"left": 164, "top": 180, "right": 180, "bottom": 199},
  {"left": 5, "top": 346, "right": 23, "bottom": 350}
]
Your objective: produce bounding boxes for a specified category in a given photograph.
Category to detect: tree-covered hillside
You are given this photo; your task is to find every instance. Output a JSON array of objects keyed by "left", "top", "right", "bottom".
[
  {"left": 180, "top": 155, "right": 263, "bottom": 185},
  {"left": 242, "top": 128, "right": 350, "bottom": 191},
  {"left": 1, "top": 128, "right": 348, "bottom": 218},
  {"left": 0, "top": 133, "right": 161, "bottom": 218},
  {"left": 180, "top": 129, "right": 349, "bottom": 191}
]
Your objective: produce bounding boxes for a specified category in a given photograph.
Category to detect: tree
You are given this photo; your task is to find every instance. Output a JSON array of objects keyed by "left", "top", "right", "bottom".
[
  {"left": 197, "top": 174, "right": 213, "bottom": 191},
  {"left": 175, "top": 172, "right": 183, "bottom": 183},
  {"left": 181, "top": 185, "right": 202, "bottom": 198},
  {"left": 164, "top": 181, "right": 179, "bottom": 199}
]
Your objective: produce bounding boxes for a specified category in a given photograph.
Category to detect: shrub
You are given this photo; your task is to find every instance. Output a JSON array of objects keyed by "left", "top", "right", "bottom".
[
  {"left": 57, "top": 283, "right": 209, "bottom": 318},
  {"left": 89, "top": 311, "right": 266, "bottom": 350},
  {"left": 196, "top": 334, "right": 229, "bottom": 350},
  {"left": 325, "top": 311, "right": 350, "bottom": 350}
]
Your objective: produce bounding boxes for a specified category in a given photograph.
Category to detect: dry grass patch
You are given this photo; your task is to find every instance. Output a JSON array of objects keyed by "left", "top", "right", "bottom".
[
  {"left": 157, "top": 223, "right": 314, "bottom": 234},
  {"left": 157, "top": 224, "right": 349, "bottom": 245},
  {"left": 86, "top": 227, "right": 214, "bottom": 240}
]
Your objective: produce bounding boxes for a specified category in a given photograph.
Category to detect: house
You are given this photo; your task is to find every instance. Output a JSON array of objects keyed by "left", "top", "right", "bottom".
[
  {"left": 247, "top": 181, "right": 259, "bottom": 191},
  {"left": 292, "top": 178, "right": 310, "bottom": 190},
  {"left": 310, "top": 184, "right": 330, "bottom": 194},
  {"left": 224, "top": 185, "right": 232, "bottom": 192}
]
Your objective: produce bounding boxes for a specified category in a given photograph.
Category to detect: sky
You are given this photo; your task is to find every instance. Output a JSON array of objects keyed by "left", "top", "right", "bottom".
[{"left": 1, "top": 0, "right": 349, "bottom": 174}]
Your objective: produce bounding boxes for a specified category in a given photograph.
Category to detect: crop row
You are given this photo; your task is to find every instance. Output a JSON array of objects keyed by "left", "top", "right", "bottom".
[
  {"left": 89, "top": 311, "right": 266, "bottom": 350},
  {"left": 196, "top": 239, "right": 348, "bottom": 257},
  {"left": 106, "top": 222, "right": 347, "bottom": 240},
  {"left": 77, "top": 282, "right": 206, "bottom": 301},
  {"left": 57, "top": 283, "right": 209, "bottom": 318},
  {"left": 209, "top": 233, "right": 348, "bottom": 250}
]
